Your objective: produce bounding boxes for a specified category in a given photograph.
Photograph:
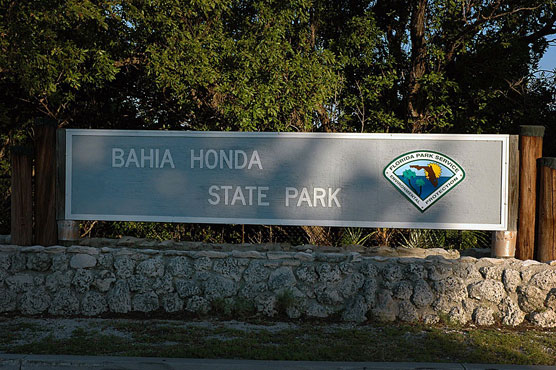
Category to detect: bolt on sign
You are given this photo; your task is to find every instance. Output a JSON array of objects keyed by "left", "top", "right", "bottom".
[{"left": 60, "top": 130, "right": 510, "bottom": 230}]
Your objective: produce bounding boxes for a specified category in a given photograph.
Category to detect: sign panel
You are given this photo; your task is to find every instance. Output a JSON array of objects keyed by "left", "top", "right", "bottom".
[{"left": 64, "top": 130, "right": 509, "bottom": 230}]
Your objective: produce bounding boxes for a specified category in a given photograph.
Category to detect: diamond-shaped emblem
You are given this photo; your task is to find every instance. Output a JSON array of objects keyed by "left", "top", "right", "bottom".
[{"left": 383, "top": 150, "right": 465, "bottom": 212}]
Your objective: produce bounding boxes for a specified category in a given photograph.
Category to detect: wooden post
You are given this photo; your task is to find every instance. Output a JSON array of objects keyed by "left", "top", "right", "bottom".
[
  {"left": 10, "top": 146, "right": 33, "bottom": 245},
  {"left": 492, "top": 135, "right": 519, "bottom": 257},
  {"left": 34, "top": 121, "right": 58, "bottom": 245},
  {"left": 537, "top": 158, "right": 556, "bottom": 262},
  {"left": 516, "top": 125, "right": 544, "bottom": 260}
]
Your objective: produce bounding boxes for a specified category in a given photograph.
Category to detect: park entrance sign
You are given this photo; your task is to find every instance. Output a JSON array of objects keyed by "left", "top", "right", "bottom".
[{"left": 61, "top": 130, "right": 509, "bottom": 230}]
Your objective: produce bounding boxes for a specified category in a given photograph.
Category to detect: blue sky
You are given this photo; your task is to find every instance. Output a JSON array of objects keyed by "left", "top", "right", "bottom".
[{"left": 538, "top": 38, "right": 556, "bottom": 72}]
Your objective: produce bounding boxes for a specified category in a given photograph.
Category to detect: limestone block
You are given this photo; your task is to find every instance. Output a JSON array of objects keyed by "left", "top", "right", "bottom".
[
  {"left": 5, "top": 274, "right": 34, "bottom": 292},
  {"left": 295, "top": 264, "right": 317, "bottom": 284},
  {"left": 371, "top": 290, "right": 398, "bottom": 322},
  {"left": 432, "top": 276, "right": 466, "bottom": 300},
  {"left": 268, "top": 266, "right": 296, "bottom": 291},
  {"left": 97, "top": 254, "right": 114, "bottom": 270},
  {"left": 49, "top": 288, "right": 80, "bottom": 315},
  {"left": 243, "top": 260, "right": 271, "bottom": 284},
  {"left": 381, "top": 263, "right": 403, "bottom": 288},
  {"left": 398, "top": 301, "right": 419, "bottom": 322},
  {"left": 26, "top": 253, "right": 51, "bottom": 271},
  {"left": 21, "top": 246, "right": 46, "bottom": 253},
  {"left": 94, "top": 270, "right": 116, "bottom": 292},
  {"left": 498, "top": 297, "right": 525, "bottom": 326},
  {"left": 0, "top": 287, "right": 17, "bottom": 312},
  {"left": 339, "top": 261, "right": 354, "bottom": 274},
  {"left": 529, "top": 269, "right": 556, "bottom": 290},
  {"left": 132, "top": 292, "right": 159, "bottom": 312},
  {"left": 502, "top": 269, "right": 521, "bottom": 293},
  {"left": 517, "top": 285, "right": 546, "bottom": 313},
  {"left": 255, "top": 293, "right": 277, "bottom": 317},
  {"left": 231, "top": 250, "right": 264, "bottom": 259},
  {"left": 213, "top": 258, "right": 245, "bottom": 282},
  {"left": 315, "top": 284, "right": 343, "bottom": 305},
  {"left": 545, "top": 288, "right": 556, "bottom": 310},
  {"left": 153, "top": 274, "right": 174, "bottom": 295},
  {"left": 412, "top": 280, "right": 434, "bottom": 308},
  {"left": 136, "top": 257, "right": 164, "bottom": 278},
  {"left": 267, "top": 252, "right": 294, "bottom": 260},
  {"left": 193, "top": 257, "right": 212, "bottom": 271},
  {"left": 162, "top": 293, "right": 184, "bottom": 313},
  {"left": 339, "top": 272, "right": 364, "bottom": 298},
  {"left": 0, "top": 253, "right": 10, "bottom": 270},
  {"left": 45, "top": 271, "right": 73, "bottom": 292},
  {"left": 107, "top": 280, "right": 131, "bottom": 313},
  {"left": 403, "top": 262, "right": 427, "bottom": 280},
  {"left": 294, "top": 252, "right": 314, "bottom": 262},
  {"left": 82, "top": 291, "right": 108, "bottom": 316},
  {"left": 316, "top": 263, "right": 341, "bottom": 284},
  {"left": 341, "top": 295, "right": 369, "bottom": 322},
  {"left": 114, "top": 256, "right": 135, "bottom": 278},
  {"left": 8, "top": 253, "right": 26, "bottom": 273},
  {"left": 128, "top": 275, "right": 153, "bottom": 293},
  {"left": 423, "top": 314, "right": 440, "bottom": 324},
  {"left": 468, "top": 280, "right": 506, "bottom": 303},
  {"left": 185, "top": 296, "right": 210, "bottom": 314},
  {"left": 72, "top": 269, "right": 94, "bottom": 293},
  {"left": 175, "top": 279, "right": 201, "bottom": 298},
  {"left": 473, "top": 306, "right": 495, "bottom": 326},
  {"left": 239, "top": 281, "right": 267, "bottom": 298},
  {"left": 19, "top": 287, "right": 50, "bottom": 315},
  {"left": 166, "top": 256, "right": 193, "bottom": 278},
  {"left": 51, "top": 255, "right": 68, "bottom": 271},
  {"left": 67, "top": 245, "right": 100, "bottom": 255},
  {"left": 479, "top": 266, "right": 503, "bottom": 280},
  {"left": 530, "top": 309, "right": 556, "bottom": 328},
  {"left": 69, "top": 254, "right": 96, "bottom": 269},
  {"left": 306, "top": 301, "right": 332, "bottom": 318},
  {"left": 448, "top": 306, "right": 469, "bottom": 325},
  {"left": 203, "top": 275, "right": 238, "bottom": 299},
  {"left": 33, "top": 275, "right": 45, "bottom": 286},
  {"left": 359, "top": 261, "right": 379, "bottom": 278},
  {"left": 427, "top": 264, "right": 452, "bottom": 281},
  {"left": 362, "top": 279, "right": 378, "bottom": 307}
]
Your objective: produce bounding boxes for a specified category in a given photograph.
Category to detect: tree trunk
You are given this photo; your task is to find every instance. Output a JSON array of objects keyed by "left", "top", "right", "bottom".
[{"left": 407, "top": 0, "right": 427, "bottom": 132}]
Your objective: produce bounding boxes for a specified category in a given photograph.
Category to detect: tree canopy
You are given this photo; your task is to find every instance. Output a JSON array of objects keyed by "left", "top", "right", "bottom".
[{"left": 1, "top": 0, "right": 555, "bottom": 140}]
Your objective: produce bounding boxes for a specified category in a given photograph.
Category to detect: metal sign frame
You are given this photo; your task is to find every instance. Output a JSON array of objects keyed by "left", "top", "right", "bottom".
[{"left": 62, "top": 129, "right": 510, "bottom": 230}]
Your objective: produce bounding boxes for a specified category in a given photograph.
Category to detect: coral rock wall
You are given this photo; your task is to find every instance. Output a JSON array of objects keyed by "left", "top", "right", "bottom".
[{"left": 1, "top": 240, "right": 556, "bottom": 327}]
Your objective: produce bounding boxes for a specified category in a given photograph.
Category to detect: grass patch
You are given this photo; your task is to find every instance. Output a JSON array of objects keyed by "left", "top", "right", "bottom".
[{"left": 1, "top": 319, "right": 556, "bottom": 365}]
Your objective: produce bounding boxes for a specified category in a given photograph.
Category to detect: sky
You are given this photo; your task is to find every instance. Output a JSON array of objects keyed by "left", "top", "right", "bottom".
[{"left": 538, "top": 38, "right": 556, "bottom": 72}]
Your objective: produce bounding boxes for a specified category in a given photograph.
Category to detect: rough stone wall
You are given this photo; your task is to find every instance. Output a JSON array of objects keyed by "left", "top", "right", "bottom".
[{"left": 1, "top": 241, "right": 556, "bottom": 328}]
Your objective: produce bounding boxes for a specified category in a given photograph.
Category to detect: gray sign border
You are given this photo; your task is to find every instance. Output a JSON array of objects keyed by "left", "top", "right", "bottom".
[{"left": 64, "top": 130, "right": 509, "bottom": 230}]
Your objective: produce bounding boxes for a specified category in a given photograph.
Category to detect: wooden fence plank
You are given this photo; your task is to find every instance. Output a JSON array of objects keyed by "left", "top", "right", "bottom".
[
  {"left": 34, "top": 123, "right": 57, "bottom": 245},
  {"left": 56, "top": 128, "right": 66, "bottom": 222},
  {"left": 537, "top": 158, "right": 556, "bottom": 262},
  {"left": 492, "top": 135, "right": 519, "bottom": 258},
  {"left": 517, "top": 125, "right": 544, "bottom": 260},
  {"left": 10, "top": 147, "right": 33, "bottom": 245}
]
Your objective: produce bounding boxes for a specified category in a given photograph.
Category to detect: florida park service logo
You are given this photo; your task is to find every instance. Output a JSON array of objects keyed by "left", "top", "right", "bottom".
[{"left": 383, "top": 151, "right": 465, "bottom": 212}]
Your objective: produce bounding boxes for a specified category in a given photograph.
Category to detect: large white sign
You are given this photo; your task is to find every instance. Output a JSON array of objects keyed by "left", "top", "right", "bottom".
[{"left": 62, "top": 130, "right": 509, "bottom": 230}]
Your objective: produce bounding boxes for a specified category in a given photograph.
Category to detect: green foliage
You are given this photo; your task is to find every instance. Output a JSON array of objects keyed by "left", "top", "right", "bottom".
[
  {"left": 2, "top": 0, "right": 553, "bottom": 134},
  {"left": 340, "top": 227, "right": 376, "bottom": 246},
  {"left": 400, "top": 229, "right": 491, "bottom": 250},
  {"left": 1, "top": 0, "right": 555, "bottom": 241}
]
